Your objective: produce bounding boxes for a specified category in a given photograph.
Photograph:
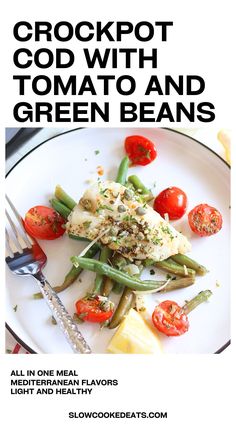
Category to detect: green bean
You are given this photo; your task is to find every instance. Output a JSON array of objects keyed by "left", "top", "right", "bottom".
[
  {"left": 112, "top": 282, "right": 124, "bottom": 295},
  {"left": 72, "top": 257, "right": 195, "bottom": 292},
  {"left": 109, "top": 266, "right": 143, "bottom": 329},
  {"left": 156, "top": 276, "right": 195, "bottom": 292},
  {"left": 155, "top": 259, "right": 196, "bottom": 277},
  {"left": 171, "top": 254, "right": 208, "bottom": 276},
  {"left": 33, "top": 265, "right": 82, "bottom": 299},
  {"left": 143, "top": 258, "right": 155, "bottom": 267},
  {"left": 181, "top": 290, "right": 212, "bottom": 314},
  {"left": 57, "top": 243, "right": 99, "bottom": 291},
  {"left": 55, "top": 185, "right": 77, "bottom": 210},
  {"left": 109, "top": 288, "right": 134, "bottom": 329},
  {"left": 128, "top": 175, "right": 153, "bottom": 201},
  {"left": 54, "top": 266, "right": 83, "bottom": 293},
  {"left": 115, "top": 156, "right": 130, "bottom": 185},
  {"left": 50, "top": 198, "right": 71, "bottom": 219},
  {"left": 33, "top": 243, "right": 100, "bottom": 299},
  {"left": 102, "top": 277, "right": 115, "bottom": 297},
  {"left": 93, "top": 247, "right": 112, "bottom": 294}
]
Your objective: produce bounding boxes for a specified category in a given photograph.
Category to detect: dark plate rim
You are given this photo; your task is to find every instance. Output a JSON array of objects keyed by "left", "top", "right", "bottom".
[{"left": 5, "top": 127, "right": 231, "bottom": 354}]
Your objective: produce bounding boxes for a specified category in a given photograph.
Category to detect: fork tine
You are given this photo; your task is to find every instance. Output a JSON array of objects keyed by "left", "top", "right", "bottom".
[
  {"left": 5, "top": 210, "right": 23, "bottom": 253},
  {"left": 6, "top": 195, "right": 32, "bottom": 248},
  {"left": 5, "top": 228, "right": 14, "bottom": 257}
]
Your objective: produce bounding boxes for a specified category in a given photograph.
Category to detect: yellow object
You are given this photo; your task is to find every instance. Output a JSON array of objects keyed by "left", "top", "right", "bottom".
[
  {"left": 107, "top": 308, "right": 162, "bottom": 354},
  {"left": 217, "top": 129, "right": 231, "bottom": 164}
]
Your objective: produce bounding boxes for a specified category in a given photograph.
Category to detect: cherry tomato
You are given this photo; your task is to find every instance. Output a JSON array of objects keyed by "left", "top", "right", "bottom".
[
  {"left": 75, "top": 295, "right": 114, "bottom": 323},
  {"left": 154, "top": 187, "right": 187, "bottom": 220},
  {"left": 152, "top": 300, "right": 189, "bottom": 336},
  {"left": 188, "top": 204, "right": 223, "bottom": 237},
  {"left": 124, "top": 135, "right": 157, "bottom": 166},
  {"left": 24, "top": 206, "right": 66, "bottom": 240}
]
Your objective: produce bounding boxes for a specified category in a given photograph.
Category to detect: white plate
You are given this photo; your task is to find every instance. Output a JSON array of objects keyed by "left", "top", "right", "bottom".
[{"left": 6, "top": 128, "right": 230, "bottom": 354}]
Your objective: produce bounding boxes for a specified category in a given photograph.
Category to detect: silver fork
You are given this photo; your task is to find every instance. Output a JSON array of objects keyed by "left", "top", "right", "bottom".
[{"left": 5, "top": 195, "right": 91, "bottom": 354}]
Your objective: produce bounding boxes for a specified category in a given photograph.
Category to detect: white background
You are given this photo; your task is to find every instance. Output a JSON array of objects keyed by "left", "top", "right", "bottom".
[{"left": 0, "top": 1, "right": 235, "bottom": 431}]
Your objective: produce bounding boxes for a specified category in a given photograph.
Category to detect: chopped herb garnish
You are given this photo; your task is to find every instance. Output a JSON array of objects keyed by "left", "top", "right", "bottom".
[
  {"left": 122, "top": 215, "right": 137, "bottom": 223},
  {"left": 100, "top": 188, "right": 109, "bottom": 197},
  {"left": 161, "top": 225, "right": 174, "bottom": 240},
  {"left": 150, "top": 269, "right": 155, "bottom": 275},
  {"left": 51, "top": 316, "right": 57, "bottom": 325},
  {"left": 143, "top": 258, "right": 155, "bottom": 267},
  {"left": 13, "top": 305, "right": 18, "bottom": 312},
  {"left": 6, "top": 349, "right": 12, "bottom": 354},
  {"left": 153, "top": 237, "right": 162, "bottom": 245},
  {"left": 95, "top": 150, "right": 100, "bottom": 155},
  {"left": 83, "top": 221, "right": 92, "bottom": 229},
  {"left": 73, "top": 313, "right": 85, "bottom": 324},
  {"left": 111, "top": 238, "right": 120, "bottom": 246},
  {"left": 122, "top": 215, "right": 129, "bottom": 221},
  {"left": 99, "top": 300, "right": 111, "bottom": 312},
  {"left": 78, "top": 312, "right": 88, "bottom": 320},
  {"left": 96, "top": 205, "right": 114, "bottom": 213},
  {"left": 137, "top": 144, "right": 151, "bottom": 159},
  {"left": 166, "top": 274, "right": 177, "bottom": 280},
  {"left": 100, "top": 319, "right": 110, "bottom": 329}
]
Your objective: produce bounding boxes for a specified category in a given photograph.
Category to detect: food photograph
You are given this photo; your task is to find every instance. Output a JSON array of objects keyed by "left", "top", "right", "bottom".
[{"left": 5, "top": 127, "right": 230, "bottom": 354}]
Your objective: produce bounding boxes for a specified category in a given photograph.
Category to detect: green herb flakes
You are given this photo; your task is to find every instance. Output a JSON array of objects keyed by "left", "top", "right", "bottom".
[{"left": 83, "top": 221, "right": 92, "bottom": 229}]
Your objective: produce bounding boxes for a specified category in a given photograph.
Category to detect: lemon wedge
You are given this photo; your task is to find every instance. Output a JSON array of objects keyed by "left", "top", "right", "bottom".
[
  {"left": 107, "top": 308, "right": 162, "bottom": 354},
  {"left": 217, "top": 129, "right": 231, "bottom": 164}
]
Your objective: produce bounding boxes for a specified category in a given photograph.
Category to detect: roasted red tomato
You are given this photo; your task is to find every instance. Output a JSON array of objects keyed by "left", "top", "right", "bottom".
[
  {"left": 124, "top": 135, "right": 157, "bottom": 165},
  {"left": 188, "top": 204, "right": 223, "bottom": 237},
  {"left": 154, "top": 187, "right": 187, "bottom": 220},
  {"left": 24, "top": 206, "right": 66, "bottom": 240},
  {"left": 152, "top": 300, "right": 189, "bottom": 336},
  {"left": 75, "top": 295, "right": 114, "bottom": 323}
]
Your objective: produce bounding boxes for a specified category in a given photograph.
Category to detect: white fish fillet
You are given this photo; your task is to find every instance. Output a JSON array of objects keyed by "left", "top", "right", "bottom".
[{"left": 66, "top": 181, "right": 191, "bottom": 261}]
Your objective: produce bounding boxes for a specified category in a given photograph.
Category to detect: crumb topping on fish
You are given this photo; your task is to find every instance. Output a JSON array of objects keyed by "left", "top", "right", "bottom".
[{"left": 66, "top": 181, "right": 191, "bottom": 261}]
